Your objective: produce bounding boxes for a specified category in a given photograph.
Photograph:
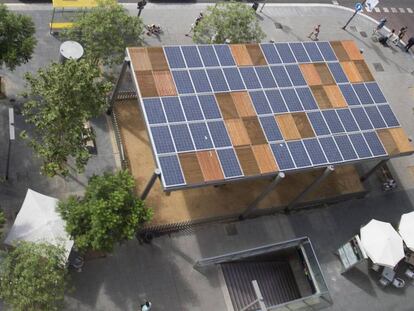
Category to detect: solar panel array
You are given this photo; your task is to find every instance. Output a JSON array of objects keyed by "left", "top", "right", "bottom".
[{"left": 129, "top": 41, "right": 404, "bottom": 191}]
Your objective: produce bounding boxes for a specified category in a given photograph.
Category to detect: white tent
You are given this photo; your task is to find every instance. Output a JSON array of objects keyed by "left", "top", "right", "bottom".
[
  {"left": 399, "top": 211, "right": 414, "bottom": 251},
  {"left": 360, "top": 219, "right": 405, "bottom": 268},
  {"left": 4, "top": 189, "right": 74, "bottom": 261}
]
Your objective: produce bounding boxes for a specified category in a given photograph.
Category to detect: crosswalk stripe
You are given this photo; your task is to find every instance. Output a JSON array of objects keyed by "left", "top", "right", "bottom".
[
  {"left": 399, "top": 8, "right": 405, "bottom": 13},
  {"left": 383, "top": 7, "right": 389, "bottom": 12},
  {"left": 390, "top": 7, "right": 397, "bottom": 13},
  {"left": 374, "top": 7, "right": 380, "bottom": 12},
  {"left": 407, "top": 8, "right": 413, "bottom": 13}
]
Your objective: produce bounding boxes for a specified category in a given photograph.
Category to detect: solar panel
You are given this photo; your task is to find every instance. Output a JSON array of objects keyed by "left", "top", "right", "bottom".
[
  {"left": 169, "top": 124, "right": 195, "bottom": 152},
  {"left": 260, "top": 43, "right": 282, "bottom": 64},
  {"left": 223, "top": 67, "right": 246, "bottom": 91},
  {"left": 339, "top": 84, "right": 360, "bottom": 106},
  {"left": 189, "top": 122, "right": 214, "bottom": 150},
  {"left": 307, "top": 111, "right": 331, "bottom": 136},
  {"left": 239, "top": 67, "right": 262, "bottom": 89},
  {"left": 270, "top": 142, "right": 296, "bottom": 170},
  {"left": 143, "top": 98, "right": 167, "bottom": 125},
  {"left": 265, "top": 89, "right": 288, "bottom": 113},
  {"left": 285, "top": 64, "right": 307, "bottom": 86},
  {"left": 198, "top": 95, "right": 222, "bottom": 119},
  {"left": 351, "top": 107, "right": 373, "bottom": 130},
  {"left": 180, "top": 96, "right": 204, "bottom": 121},
  {"left": 270, "top": 66, "right": 292, "bottom": 87},
  {"left": 363, "top": 131, "right": 387, "bottom": 156},
  {"left": 172, "top": 70, "right": 195, "bottom": 94},
  {"left": 259, "top": 116, "right": 283, "bottom": 142},
  {"left": 303, "top": 42, "right": 324, "bottom": 62},
  {"left": 255, "top": 66, "right": 277, "bottom": 88},
  {"left": 249, "top": 91, "right": 272, "bottom": 115},
  {"left": 217, "top": 148, "right": 243, "bottom": 178},
  {"left": 303, "top": 138, "right": 328, "bottom": 165},
  {"left": 151, "top": 126, "right": 175, "bottom": 154},
  {"left": 164, "top": 46, "right": 186, "bottom": 69},
  {"left": 352, "top": 83, "right": 374, "bottom": 105},
  {"left": 287, "top": 141, "right": 312, "bottom": 168},
  {"left": 349, "top": 133, "right": 372, "bottom": 158},
  {"left": 288, "top": 43, "right": 310, "bottom": 63},
  {"left": 364, "top": 106, "right": 387, "bottom": 129},
  {"left": 161, "top": 97, "right": 186, "bottom": 123},
  {"left": 189, "top": 69, "right": 212, "bottom": 93},
  {"left": 334, "top": 135, "right": 358, "bottom": 160},
  {"left": 295, "top": 87, "right": 318, "bottom": 110},
  {"left": 281, "top": 89, "right": 303, "bottom": 112},
  {"left": 206, "top": 68, "right": 229, "bottom": 92},
  {"left": 158, "top": 155, "right": 185, "bottom": 186},
  {"left": 198, "top": 45, "right": 220, "bottom": 67},
  {"left": 365, "top": 82, "right": 387, "bottom": 103},
  {"left": 181, "top": 46, "right": 203, "bottom": 68},
  {"left": 328, "top": 63, "right": 348, "bottom": 83},
  {"left": 319, "top": 136, "right": 343, "bottom": 162},
  {"left": 377, "top": 104, "right": 400, "bottom": 127},
  {"left": 336, "top": 108, "right": 359, "bottom": 132},
  {"left": 207, "top": 121, "right": 232, "bottom": 147},
  {"left": 275, "top": 43, "right": 296, "bottom": 63},
  {"left": 214, "top": 45, "right": 236, "bottom": 66},
  {"left": 322, "top": 110, "right": 345, "bottom": 133},
  {"left": 316, "top": 42, "right": 337, "bottom": 61}
]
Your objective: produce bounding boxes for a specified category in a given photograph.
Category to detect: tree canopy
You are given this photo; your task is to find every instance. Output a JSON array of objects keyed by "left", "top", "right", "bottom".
[
  {"left": 0, "top": 4, "right": 37, "bottom": 70},
  {"left": 58, "top": 170, "right": 153, "bottom": 253},
  {"left": 63, "top": 0, "right": 144, "bottom": 66},
  {"left": 22, "top": 59, "right": 112, "bottom": 177},
  {"left": 192, "top": 1, "right": 265, "bottom": 44},
  {"left": 0, "top": 242, "right": 68, "bottom": 311}
]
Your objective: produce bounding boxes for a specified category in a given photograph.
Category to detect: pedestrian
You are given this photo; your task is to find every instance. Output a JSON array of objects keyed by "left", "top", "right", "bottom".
[
  {"left": 398, "top": 26, "right": 408, "bottom": 40},
  {"left": 405, "top": 36, "right": 414, "bottom": 52},
  {"left": 186, "top": 12, "right": 203, "bottom": 36},
  {"left": 308, "top": 24, "right": 320, "bottom": 41},
  {"left": 141, "top": 301, "right": 152, "bottom": 311},
  {"left": 137, "top": 0, "right": 147, "bottom": 17},
  {"left": 252, "top": 0, "right": 259, "bottom": 12},
  {"left": 373, "top": 17, "right": 387, "bottom": 35}
]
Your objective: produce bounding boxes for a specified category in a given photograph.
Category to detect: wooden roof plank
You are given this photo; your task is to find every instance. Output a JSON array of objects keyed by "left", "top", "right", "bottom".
[{"left": 197, "top": 150, "right": 225, "bottom": 182}]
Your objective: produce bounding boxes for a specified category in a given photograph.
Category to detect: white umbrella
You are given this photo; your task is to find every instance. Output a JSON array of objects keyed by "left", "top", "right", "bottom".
[
  {"left": 360, "top": 219, "right": 404, "bottom": 268},
  {"left": 4, "top": 189, "right": 74, "bottom": 262},
  {"left": 399, "top": 211, "right": 414, "bottom": 251}
]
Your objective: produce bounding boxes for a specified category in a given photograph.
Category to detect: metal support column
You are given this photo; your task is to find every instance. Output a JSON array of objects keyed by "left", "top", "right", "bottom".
[
  {"left": 240, "top": 280, "right": 267, "bottom": 311},
  {"left": 239, "top": 172, "right": 285, "bottom": 220},
  {"left": 140, "top": 168, "right": 161, "bottom": 200},
  {"left": 360, "top": 159, "right": 388, "bottom": 182},
  {"left": 108, "top": 56, "right": 131, "bottom": 109},
  {"left": 284, "top": 165, "right": 334, "bottom": 214}
]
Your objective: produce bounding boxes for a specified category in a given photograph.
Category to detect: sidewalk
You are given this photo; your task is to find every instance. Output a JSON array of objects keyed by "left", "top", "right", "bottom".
[{"left": 2, "top": 3, "right": 414, "bottom": 311}]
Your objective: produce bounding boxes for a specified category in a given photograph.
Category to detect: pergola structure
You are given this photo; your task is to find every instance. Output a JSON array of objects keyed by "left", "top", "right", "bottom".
[{"left": 111, "top": 40, "right": 414, "bottom": 217}]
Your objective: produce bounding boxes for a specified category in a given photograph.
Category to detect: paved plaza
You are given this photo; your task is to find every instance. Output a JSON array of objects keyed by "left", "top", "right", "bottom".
[{"left": 2, "top": 2, "right": 414, "bottom": 310}]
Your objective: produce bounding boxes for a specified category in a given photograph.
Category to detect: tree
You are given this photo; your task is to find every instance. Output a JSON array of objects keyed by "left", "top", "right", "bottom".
[
  {"left": 0, "top": 4, "right": 36, "bottom": 70},
  {"left": 58, "top": 170, "right": 153, "bottom": 253},
  {"left": 22, "top": 59, "right": 112, "bottom": 177},
  {"left": 0, "top": 241, "right": 69, "bottom": 311},
  {"left": 62, "top": 0, "right": 144, "bottom": 66},
  {"left": 192, "top": 1, "right": 265, "bottom": 44}
]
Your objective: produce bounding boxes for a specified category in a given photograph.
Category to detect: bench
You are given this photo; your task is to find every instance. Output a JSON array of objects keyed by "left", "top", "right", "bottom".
[{"left": 49, "top": 22, "right": 74, "bottom": 34}]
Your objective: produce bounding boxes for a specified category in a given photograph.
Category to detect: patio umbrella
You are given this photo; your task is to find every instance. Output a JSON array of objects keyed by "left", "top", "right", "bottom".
[
  {"left": 399, "top": 211, "right": 414, "bottom": 251},
  {"left": 360, "top": 219, "right": 404, "bottom": 268}
]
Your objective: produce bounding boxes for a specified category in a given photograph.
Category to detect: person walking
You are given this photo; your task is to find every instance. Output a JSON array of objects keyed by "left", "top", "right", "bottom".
[
  {"left": 141, "top": 301, "right": 152, "bottom": 311},
  {"left": 405, "top": 36, "right": 414, "bottom": 52},
  {"left": 308, "top": 24, "right": 320, "bottom": 41},
  {"left": 373, "top": 17, "right": 387, "bottom": 35},
  {"left": 398, "top": 26, "right": 408, "bottom": 40},
  {"left": 186, "top": 12, "right": 203, "bottom": 36},
  {"left": 252, "top": 0, "right": 259, "bottom": 12},
  {"left": 137, "top": 0, "right": 147, "bottom": 17}
]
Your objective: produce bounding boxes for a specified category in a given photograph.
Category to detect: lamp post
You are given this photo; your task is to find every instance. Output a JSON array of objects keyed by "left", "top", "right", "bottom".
[{"left": 5, "top": 108, "right": 15, "bottom": 180}]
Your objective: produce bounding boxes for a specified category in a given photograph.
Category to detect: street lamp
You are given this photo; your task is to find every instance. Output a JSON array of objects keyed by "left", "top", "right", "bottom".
[{"left": 5, "top": 107, "right": 15, "bottom": 180}]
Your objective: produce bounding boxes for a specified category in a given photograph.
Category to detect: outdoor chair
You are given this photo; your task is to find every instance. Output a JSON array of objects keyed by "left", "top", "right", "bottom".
[
  {"left": 379, "top": 277, "right": 390, "bottom": 287},
  {"left": 405, "top": 268, "right": 414, "bottom": 279},
  {"left": 392, "top": 277, "right": 405, "bottom": 288}
]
